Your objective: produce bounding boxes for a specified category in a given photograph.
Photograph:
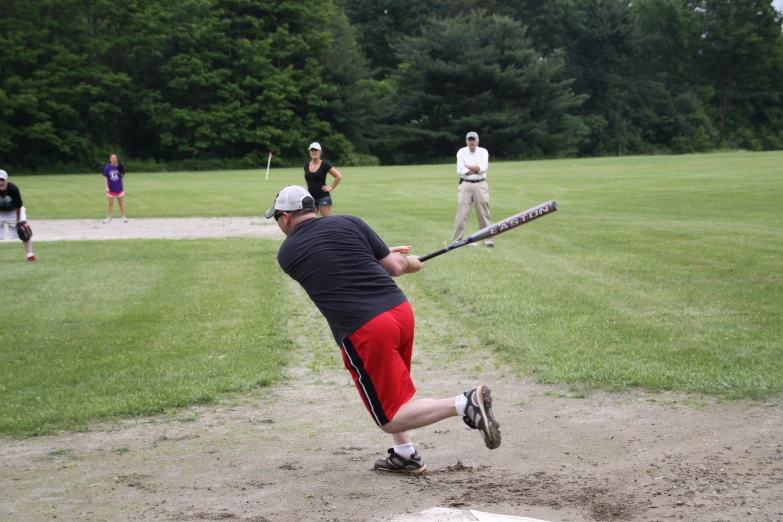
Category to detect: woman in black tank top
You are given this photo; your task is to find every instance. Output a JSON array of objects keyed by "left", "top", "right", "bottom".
[{"left": 304, "top": 142, "right": 343, "bottom": 216}]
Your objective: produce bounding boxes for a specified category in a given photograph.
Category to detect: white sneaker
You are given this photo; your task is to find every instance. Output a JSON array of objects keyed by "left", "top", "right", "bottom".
[
  {"left": 103, "top": 218, "right": 112, "bottom": 224},
  {"left": 122, "top": 217, "right": 128, "bottom": 223}
]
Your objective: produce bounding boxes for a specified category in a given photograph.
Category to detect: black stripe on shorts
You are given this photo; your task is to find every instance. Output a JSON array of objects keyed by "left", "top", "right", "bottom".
[{"left": 341, "top": 337, "right": 389, "bottom": 426}]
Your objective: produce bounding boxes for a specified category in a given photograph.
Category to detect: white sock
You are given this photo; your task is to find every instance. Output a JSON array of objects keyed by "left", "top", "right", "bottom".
[
  {"left": 394, "top": 443, "right": 415, "bottom": 459},
  {"left": 27, "top": 252, "right": 34, "bottom": 258},
  {"left": 455, "top": 394, "right": 468, "bottom": 416}
]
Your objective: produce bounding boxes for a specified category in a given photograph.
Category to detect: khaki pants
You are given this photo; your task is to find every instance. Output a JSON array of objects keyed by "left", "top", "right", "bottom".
[{"left": 453, "top": 181, "right": 493, "bottom": 245}]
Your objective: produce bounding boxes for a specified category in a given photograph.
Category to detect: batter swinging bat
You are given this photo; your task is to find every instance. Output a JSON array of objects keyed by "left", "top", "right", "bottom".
[{"left": 419, "top": 200, "right": 558, "bottom": 262}]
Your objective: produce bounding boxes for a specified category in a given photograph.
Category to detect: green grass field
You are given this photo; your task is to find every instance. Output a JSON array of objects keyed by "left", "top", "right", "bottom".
[
  {"left": 1, "top": 240, "right": 290, "bottom": 435},
  {"left": 2, "top": 151, "right": 781, "bottom": 435}
]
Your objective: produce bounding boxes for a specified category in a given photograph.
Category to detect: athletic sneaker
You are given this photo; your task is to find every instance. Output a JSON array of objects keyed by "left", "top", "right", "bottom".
[
  {"left": 463, "top": 385, "right": 501, "bottom": 449},
  {"left": 27, "top": 255, "right": 35, "bottom": 262},
  {"left": 122, "top": 217, "right": 128, "bottom": 223},
  {"left": 103, "top": 218, "right": 111, "bottom": 224},
  {"left": 374, "top": 449, "right": 427, "bottom": 474},
  {"left": 486, "top": 243, "right": 495, "bottom": 248}
]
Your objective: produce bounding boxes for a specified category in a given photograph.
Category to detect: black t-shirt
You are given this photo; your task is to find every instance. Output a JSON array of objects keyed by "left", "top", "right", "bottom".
[
  {"left": 304, "top": 161, "right": 332, "bottom": 199},
  {"left": 0, "top": 182, "right": 23, "bottom": 212},
  {"left": 277, "top": 215, "right": 407, "bottom": 344}
]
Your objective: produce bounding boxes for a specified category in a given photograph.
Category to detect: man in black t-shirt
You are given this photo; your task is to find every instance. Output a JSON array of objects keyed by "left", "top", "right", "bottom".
[
  {"left": 0, "top": 170, "right": 35, "bottom": 261},
  {"left": 266, "top": 185, "right": 501, "bottom": 474}
]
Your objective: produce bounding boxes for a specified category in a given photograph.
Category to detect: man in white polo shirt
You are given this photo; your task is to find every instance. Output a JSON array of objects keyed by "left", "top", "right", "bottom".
[{"left": 453, "top": 131, "right": 494, "bottom": 247}]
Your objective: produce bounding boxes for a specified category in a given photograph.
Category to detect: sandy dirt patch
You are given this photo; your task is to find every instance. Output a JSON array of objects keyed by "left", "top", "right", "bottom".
[
  {"left": 0, "top": 223, "right": 781, "bottom": 521},
  {"left": 24, "top": 217, "right": 283, "bottom": 242}
]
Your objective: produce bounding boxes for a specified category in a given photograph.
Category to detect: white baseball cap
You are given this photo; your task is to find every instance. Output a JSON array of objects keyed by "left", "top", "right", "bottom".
[
  {"left": 265, "top": 185, "right": 315, "bottom": 219},
  {"left": 466, "top": 132, "right": 479, "bottom": 140},
  {"left": 0, "top": 170, "right": 8, "bottom": 180},
  {"left": 308, "top": 142, "right": 322, "bottom": 151}
]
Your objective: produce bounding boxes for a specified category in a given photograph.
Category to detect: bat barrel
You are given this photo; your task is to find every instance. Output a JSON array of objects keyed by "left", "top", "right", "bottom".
[
  {"left": 467, "top": 199, "right": 558, "bottom": 242},
  {"left": 419, "top": 200, "right": 558, "bottom": 262}
]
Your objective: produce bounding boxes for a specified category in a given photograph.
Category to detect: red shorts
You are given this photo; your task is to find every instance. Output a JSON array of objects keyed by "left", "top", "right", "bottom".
[
  {"left": 108, "top": 191, "right": 124, "bottom": 198},
  {"left": 340, "top": 301, "right": 416, "bottom": 427}
]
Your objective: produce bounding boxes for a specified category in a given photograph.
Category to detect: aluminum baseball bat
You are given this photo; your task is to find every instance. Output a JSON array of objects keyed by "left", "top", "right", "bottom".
[{"left": 419, "top": 200, "right": 558, "bottom": 262}]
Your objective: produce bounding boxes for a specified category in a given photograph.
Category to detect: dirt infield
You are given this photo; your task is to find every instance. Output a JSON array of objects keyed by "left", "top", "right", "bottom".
[
  {"left": 24, "top": 217, "right": 284, "bottom": 242},
  {"left": 1, "top": 222, "right": 781, "bottom": 521}
]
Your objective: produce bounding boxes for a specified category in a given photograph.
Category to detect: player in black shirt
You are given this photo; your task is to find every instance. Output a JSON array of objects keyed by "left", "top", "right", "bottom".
[
  {"left": 0, "top": 170, "right": 35, "bottom": 261},
  {"left": 267, "top": 185, "right": 501, "bottom": 474},
  {"left": 304, "top": 142, "right": 342, "bottom": 216}
]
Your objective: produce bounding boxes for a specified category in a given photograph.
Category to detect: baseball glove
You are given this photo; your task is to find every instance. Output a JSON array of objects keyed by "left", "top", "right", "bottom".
[{"left": 16, "top": 221, "right": 32, "bottom": 241}]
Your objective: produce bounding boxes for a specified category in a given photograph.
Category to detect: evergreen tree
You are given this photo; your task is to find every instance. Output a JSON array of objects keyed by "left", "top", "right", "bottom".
[{"left": 385, "top": 11, "right": 588, "bottom": 163}]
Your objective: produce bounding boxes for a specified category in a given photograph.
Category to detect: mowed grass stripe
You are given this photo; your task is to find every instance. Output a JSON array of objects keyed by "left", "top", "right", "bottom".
[{"left": 1, "top": 240, "right": 289, "bottom": 435}]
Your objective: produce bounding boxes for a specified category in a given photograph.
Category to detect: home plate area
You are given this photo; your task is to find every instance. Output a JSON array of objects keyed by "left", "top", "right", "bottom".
[{"left": 393, "top": 507, "right": 550, "bottom": 521}]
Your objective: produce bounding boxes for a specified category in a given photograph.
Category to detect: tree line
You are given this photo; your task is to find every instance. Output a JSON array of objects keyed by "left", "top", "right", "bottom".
[{"left": 1, "top": 0, "right": 781, "bottom": 171}]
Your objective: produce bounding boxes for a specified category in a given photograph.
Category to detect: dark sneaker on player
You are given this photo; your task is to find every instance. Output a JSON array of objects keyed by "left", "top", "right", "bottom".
[
  {"left": 463, "top": 385, "right": 501, "bottom": 449},
  {"left": 374, "top": 449, "right": 427, "bottom": 474}
]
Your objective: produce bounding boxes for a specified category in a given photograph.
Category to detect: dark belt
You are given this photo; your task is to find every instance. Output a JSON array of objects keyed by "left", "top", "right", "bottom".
[{"left": 459, "top": 178, "right": 486, "bottom": 184}]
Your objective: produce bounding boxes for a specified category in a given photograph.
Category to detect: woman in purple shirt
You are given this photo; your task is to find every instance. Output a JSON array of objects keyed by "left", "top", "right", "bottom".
[{"left": 103, "top": 153, "right": 127, "bottom": 223}]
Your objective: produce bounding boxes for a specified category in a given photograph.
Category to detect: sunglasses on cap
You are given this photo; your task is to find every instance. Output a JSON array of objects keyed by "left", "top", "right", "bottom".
[{"left": 467, "top": 137, "right": 477, "bottom": 141}]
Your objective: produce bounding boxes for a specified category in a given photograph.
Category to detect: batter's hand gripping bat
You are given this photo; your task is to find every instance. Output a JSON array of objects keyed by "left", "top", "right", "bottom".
[{"left": 419, "top": 200, "right": 558, "bottom": 262}]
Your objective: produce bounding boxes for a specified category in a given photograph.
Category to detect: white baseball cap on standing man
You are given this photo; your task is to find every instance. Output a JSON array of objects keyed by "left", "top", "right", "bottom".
[{"left": 264, "top": 185, "right": 315, "bottom": 219}]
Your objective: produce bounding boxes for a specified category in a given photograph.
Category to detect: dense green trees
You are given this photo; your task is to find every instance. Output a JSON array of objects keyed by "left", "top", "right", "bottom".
[
  {"left": 133, "top": 0, "right": 340, "bottom": 162},
  {"left": 503, "top": 0, "right": 783, "bottom": 155},
  {"left": 0, "top": 0, "right": 132, "bottom": 168},
  {"left": 1, "top": 0, "right": 781, "bottom": 171},
  {"left": 1, "top": 0, "right": 345, "bottom": 169},
  {"left": 692, "top": 0, "right": 783, "bottom": 149},
  {"left": 381, "top": 12, "right": 587, "bottom": 163}
]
